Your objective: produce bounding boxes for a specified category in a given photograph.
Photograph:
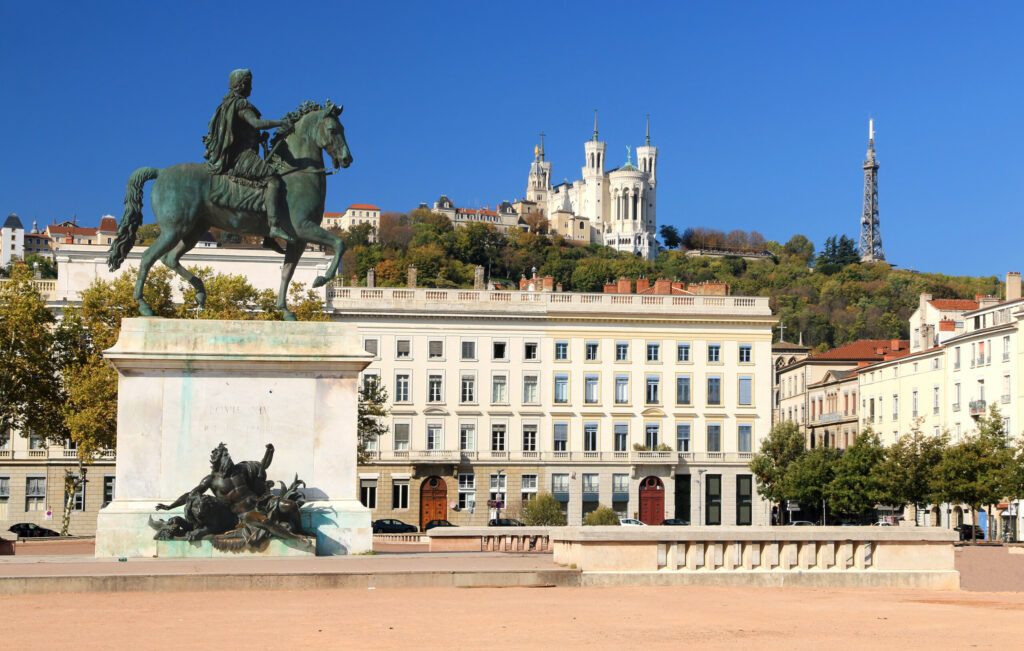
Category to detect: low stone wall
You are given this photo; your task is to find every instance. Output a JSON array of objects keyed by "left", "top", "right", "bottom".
[
  {"left": 428, "top": 527, "right": 552, "bottom": 553},
  {"left": 552, "top": 527, "right": 959, "bottom": 589}
]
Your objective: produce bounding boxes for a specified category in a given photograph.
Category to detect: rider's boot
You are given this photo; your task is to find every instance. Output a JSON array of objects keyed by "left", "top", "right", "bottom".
[{"left": 265, "top": 181, "right": 297, "bottom": 244}]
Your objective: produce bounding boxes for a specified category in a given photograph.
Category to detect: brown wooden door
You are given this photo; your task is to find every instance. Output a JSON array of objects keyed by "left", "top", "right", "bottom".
[
  {"left": 419, "top": 476, "right": 447, "bottom": 530},
  {"left": 639, "top": 476, "right": 665, "bottom": 525}
]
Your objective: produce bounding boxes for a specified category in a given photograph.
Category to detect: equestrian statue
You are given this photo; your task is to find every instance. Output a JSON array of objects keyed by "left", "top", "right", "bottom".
[{"left": 106, "top": 68, "right": 352, "bottom": 320}]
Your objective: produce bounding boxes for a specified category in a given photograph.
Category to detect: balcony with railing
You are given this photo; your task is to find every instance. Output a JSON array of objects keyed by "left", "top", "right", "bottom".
[
  {"left": 0, "top": 447, "right": 115, "bottom": 460},
  {"left": 969, "top": 400, "right": 987, "bottom": 417},
  {"left": 327, "top": 286, "right": 771, "bottom": 318}
]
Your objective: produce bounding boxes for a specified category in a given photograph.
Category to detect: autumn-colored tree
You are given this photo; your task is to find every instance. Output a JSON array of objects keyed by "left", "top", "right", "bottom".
[{"left": 0, "top": 262, "right": 66, "bottom": 446}]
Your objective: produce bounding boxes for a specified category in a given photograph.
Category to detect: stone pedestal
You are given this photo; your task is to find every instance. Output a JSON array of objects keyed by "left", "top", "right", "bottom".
[{"left": 95, "top": 318, "right": 373, "bottom": 558}]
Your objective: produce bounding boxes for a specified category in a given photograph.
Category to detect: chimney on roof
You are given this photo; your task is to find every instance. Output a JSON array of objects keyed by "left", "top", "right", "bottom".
[
  {"left": 979, "top": 295, "right": 999, "bottom": 309},
  {"left": 890, "top": 339, "right": 901, "bottom": 351},
  {"left": 474, "top": 265, "right": 485, "bottom": 290},
  {"left": 654, "top": 278, "right": 672, "bottom": 295},
  {"left": 407, "top": 265, "right": 417, "bottom": 288},
  {"left": 604, "top": 281, "right": 617, "bottom": 294},
  {"left": 1007, "top": 271, "right": 1021, "bottom": 302},
  {"left": 617, "top": 277, "right": 632, "bottom": 294},
  {"left": 636, "top": 277, "right": 651, "bottom": 293},
  {"left": 519, "top": 274, "right": 528, "bottom": 291},
  {"left": 919, "top": 293, "right": 932, "bottom": 318},
  {"left": 542, "top": 276, "right": 554, "bottom": 292},
  {"left": 366, "top": 268, "right": 376, "bottom": 288}
]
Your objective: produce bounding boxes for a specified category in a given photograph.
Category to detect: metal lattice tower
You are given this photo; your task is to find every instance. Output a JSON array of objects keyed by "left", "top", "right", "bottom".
[{"left": 858, "top": 118, "right": 884, "bottom": 262}]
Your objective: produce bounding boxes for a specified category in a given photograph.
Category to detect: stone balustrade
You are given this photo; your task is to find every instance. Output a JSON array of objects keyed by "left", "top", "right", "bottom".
[
  {"left": 551, "top": 526, "right": 959, "bottom": 589},
  {"left": 328, "top": 286, "right": 770, "bottom": 317},
  {"left": 427, "top": 527, "right": 552, "bottom": 553}
]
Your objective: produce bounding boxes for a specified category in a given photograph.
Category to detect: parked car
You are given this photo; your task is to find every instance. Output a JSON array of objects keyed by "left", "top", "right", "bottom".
[
  {"left": 487, "top": 518, "right": 525, "bottom": 527},
  {"left": 619, "top": 518, "right": 646, "bottom": 526},
  {"left": 423, "top": 519, "right": 456, "bottom": 531},
  {"left": 954, "top": 524, "right": 985, "bottom": 541},
  {"left": 371, "top": 519, "right": 417, "bottom": 534},
  {"left": 8, "top": 523, "right": 60, "bottom": 538},
  {"left": 661, "top": 518, "right": 690, "bottom": 526},
  {"left": 788, "top": 520, "right": 815, "bottom": 526}
]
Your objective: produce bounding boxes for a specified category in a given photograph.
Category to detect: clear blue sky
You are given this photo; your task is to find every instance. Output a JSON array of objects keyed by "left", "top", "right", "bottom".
[{"left": 2, "top": 2, "right": 1021, "bottom": 277}]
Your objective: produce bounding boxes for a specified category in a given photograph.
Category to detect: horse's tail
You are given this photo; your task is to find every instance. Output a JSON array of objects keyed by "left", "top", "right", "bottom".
[{"left": 107, "top": 166, "right": 159, "bottom": 272}]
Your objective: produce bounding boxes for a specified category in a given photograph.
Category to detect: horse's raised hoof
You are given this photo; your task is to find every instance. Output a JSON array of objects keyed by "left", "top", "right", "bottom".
[
  {"left": 312, "top": 276, "right": 328, "bottom": 289},
  {"left": 137, "top": 301, "right": 155, "bottom": 317},
  {"left": 281, "top": 309, "right": 297, "bottom": 322}
]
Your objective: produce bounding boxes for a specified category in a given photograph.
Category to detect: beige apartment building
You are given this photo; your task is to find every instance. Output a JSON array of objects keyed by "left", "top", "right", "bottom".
[
  {"left": 776, "top": 339, "right": 908, "bottom": 448},
  {"left": 330, "top": 280, "right": 775, "bottom": 528},
  {"left": 0, "top": 434, "right": 115, "bottom": 536}
]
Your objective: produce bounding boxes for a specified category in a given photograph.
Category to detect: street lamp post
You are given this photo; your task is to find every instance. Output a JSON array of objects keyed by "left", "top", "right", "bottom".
[{"left": 697, "top": 469, "right": 706, "bottom": 526}]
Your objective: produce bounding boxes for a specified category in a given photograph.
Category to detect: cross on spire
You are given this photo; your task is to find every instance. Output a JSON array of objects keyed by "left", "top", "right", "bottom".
[{"left": 592, "top": 109, "right": 599, "bottom": 141}]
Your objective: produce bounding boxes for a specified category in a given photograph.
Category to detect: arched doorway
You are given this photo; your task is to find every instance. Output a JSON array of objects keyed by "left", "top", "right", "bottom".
[
  {"left": 639, "top": 476, "right": 665, "bottom": 525},
  {"left": 419, "top": 476, "right": 447, "bottom": 530},
  {"left": 931, "top": 506, "right": 941, "bottom": 527},
  {"left": 954, "top": 506, "right": 964, "bottom": 527}
]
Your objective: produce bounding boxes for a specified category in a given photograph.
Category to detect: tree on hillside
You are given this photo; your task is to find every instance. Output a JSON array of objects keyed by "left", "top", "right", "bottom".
[
  {"left": 815, "top": 235, "right": 860, "bottom": 274},
  {"left": 749, "top": 422, "right": 806, "bottom": 523},
  {"left": 378, "top": 212, "right": 413, "bottom": 248},
  {"left": 522, "top": 211, "right": 549, "bottom": 234},
  {"left": 0, "top": 263, "right": 66, "bottom": 447},
  {"left": 875, "top": 421, "right": 947, "bottom": 521},
  {"left": 826, "top": 430, "right": 885, "bottom": 519},
  {"left": 782, "top": 234, "right": 815, "bottom": 264},
  {"left": 659, "top": 225, "right": 682, "bottom": 249}
]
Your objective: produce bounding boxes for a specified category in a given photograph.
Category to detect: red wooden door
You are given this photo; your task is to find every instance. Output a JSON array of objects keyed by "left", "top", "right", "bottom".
[
  {"left": 639, "top": 476, "right": 665, "bottom": 525},
  {"left": 419, "top": 476, "right": 447, "bottom": 530}
]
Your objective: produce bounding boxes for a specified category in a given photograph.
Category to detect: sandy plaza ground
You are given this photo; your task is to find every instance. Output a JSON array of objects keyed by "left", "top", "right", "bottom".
[{"left": 2, "top": 582, "right": 1022, "bottom": 650}]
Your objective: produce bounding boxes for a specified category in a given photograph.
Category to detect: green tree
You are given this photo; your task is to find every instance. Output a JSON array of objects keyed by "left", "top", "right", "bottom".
[
  {"left": 521, "top": 492, "right": 567, "bottom": 526},
  {"left": 23, "top": 254, "right": 57, "bottom": 279},
  {"left": 749, "top": 422, "right": 806, "bottom": 522},
  {"left": 659, "top": 225, "right": 682, "bottom": 249},
  {"left": 826, "top": 430, "right": 885, "bottom": 519},
  {"left": 583, "top": 506, "right": 621, "bottom": 526},
  {"left": 876, "top": 421, "right": 948, "bottom": 520},
  {"left": 135, "top": 223, "right": 161, "bottom": 245},
  {"left": 357, "top": 375, "right": 388, "bottom": 465},
  {"left": 61, "top": 268, "right": 175, "bottom": 456},
  {"left": 784, "top": 447, "right": 841, "bottom": 523},
  {"left": 0, "top": 263, "right": 66, "bottom": 446},
  {"left": 931, "top": 408, "right": 1014, "bottom": 542}
]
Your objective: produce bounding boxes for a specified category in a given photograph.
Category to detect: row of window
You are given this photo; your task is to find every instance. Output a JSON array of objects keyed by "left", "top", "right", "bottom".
[
  {"left": 0, "top": 476, "right": 115, "bottom": 512},
  {"left": 364, "top": 338, "right": 754, "bottom": 365},
  {"left": 383, "top": 420, "right": 755, "bottom": 453},
  {"left": 360, "top": 473, "right": 755, "bottom": 526},
  {"left": 373, "top": 371, "right": 755, "bottom": 407}
]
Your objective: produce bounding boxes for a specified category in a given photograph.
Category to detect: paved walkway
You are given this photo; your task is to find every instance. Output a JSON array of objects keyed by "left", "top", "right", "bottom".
[{"left": 3, "top": 585, "right": 1023, "bottom": 650}]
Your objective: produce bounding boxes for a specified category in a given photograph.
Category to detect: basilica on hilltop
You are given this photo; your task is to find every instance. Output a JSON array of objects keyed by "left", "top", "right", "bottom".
[{"left": 522, "top": 113, "right": 658, "bottom": 259}]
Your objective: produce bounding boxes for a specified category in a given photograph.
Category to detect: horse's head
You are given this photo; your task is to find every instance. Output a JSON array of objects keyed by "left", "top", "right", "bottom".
[
  {"left": 279, "top": 100, "right": 353, "bottom": 170},
  {"left": 315, "top": 101, "right": 352, "bottom": 170}
]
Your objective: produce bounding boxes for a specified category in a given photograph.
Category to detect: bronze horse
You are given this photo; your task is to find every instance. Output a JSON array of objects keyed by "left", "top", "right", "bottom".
[{"left": 106, "top": 100, "right": 351, "bottom": 320}]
